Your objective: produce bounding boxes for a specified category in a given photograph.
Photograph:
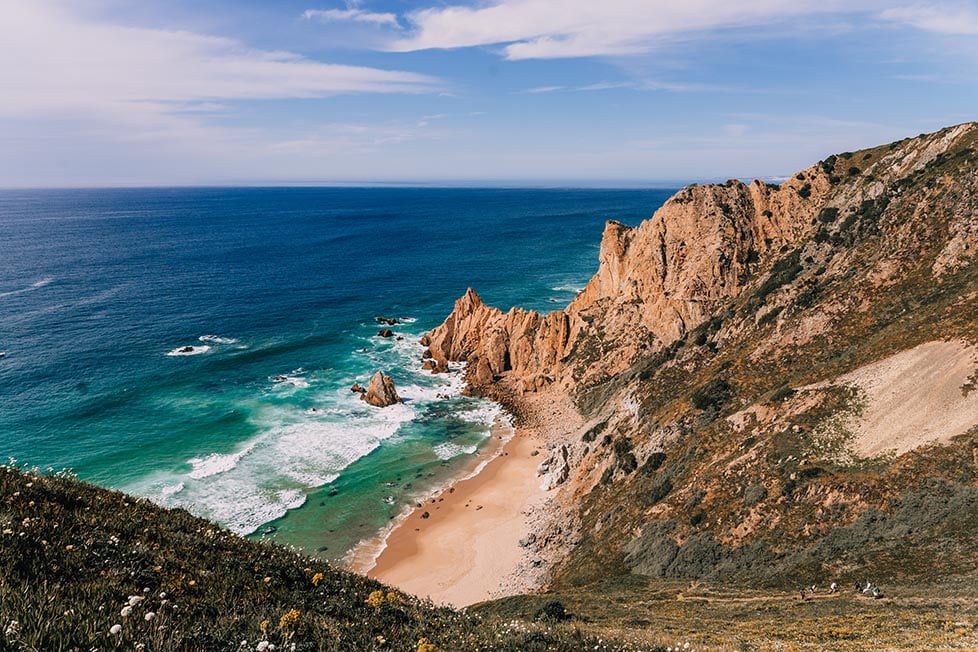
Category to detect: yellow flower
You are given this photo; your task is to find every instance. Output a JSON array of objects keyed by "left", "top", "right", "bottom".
[
  {"left": 311, "top": 572, "right": 324, "bottom": 587},
  {"left": 375, "top": 635, "right": 387, "bottom": 645},
  {"left": 416, "top": 637, "right": 440, "bottom": 652},
  {"left": 385, "top": 591, "right": 400, "bottom": 604},
  {"left": 365, "top": 590, "right": 385, "bottom": 609},
  {"left": 259, "top": 619, "right": 270, "bottom": 634},
  {"left": 279, "top": 609, "right": 301, "bottom": 630}
]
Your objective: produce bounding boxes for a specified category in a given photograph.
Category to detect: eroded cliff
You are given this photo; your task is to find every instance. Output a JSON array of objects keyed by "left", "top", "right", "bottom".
[{"left": 424, "top": 122, "right": 978, "bottom": 591}]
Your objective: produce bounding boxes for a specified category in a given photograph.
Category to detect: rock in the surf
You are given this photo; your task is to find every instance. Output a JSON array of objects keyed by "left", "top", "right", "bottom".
[{"left": 361, "top": 371, "right": 402, "bottom": 407}]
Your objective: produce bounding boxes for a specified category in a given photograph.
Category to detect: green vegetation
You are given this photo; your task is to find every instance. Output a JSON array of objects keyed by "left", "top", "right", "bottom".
[{"left": 0, "top": 465, "right": 650, "bottom": 652}]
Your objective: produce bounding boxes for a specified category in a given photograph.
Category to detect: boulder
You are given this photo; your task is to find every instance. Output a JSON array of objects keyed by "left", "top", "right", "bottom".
[
  {"left": 539, "top": 444, "right": 570, "bottom": 491},
  {"left": 361, "top": 371, "right": 402, "bottom": 407},
  {"left": 377, "top": 329, "right": 394, "bottom": 338},
  {"left": 351, "top": 383, "right": 366, "bottom": 394}
]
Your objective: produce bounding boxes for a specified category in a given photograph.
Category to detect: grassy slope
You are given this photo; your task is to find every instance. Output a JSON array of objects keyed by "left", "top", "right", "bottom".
[{"left": 0, "top": 464, "right": 654, "bottom": 652}]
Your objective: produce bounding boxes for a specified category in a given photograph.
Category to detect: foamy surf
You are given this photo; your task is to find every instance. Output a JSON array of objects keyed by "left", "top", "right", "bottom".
[
  {"left": 199, "top": 334, "right": 238, "bottom": 345},
  {"left": 0, "top": 277, "right": 54, "bottom": 299},
  {"left": 167, "top": 345, "right": 211, "bottom": 356}
]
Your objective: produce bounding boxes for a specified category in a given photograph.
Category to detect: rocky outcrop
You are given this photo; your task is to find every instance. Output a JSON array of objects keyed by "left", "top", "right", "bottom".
[
  {"left": 538, "top": 444, "right": 570, "bottom": 491},
  {"left": 361, "top": 371, "right": 402, "bottom": 407},
  {"left": 421, "top": 166, "right": 830, "bottom": 391}
]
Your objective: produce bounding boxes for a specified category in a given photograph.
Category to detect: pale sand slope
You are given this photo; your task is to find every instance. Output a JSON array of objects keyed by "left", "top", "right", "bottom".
[
  {"left": 363, "top": 390, "right": 577, "bottom": 607},
  {"left": 830, "top": 340, "right": 978, "bottom": 457}
]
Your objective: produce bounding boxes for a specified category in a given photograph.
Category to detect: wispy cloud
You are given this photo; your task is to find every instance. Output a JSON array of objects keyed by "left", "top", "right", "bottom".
[
  {"left": 302, "top": 7, "right": 399, "bottom": 28},
  {"left": 0, "top": 1, "right": 436, "bottom": 120},
  {"left": 881, "top": 5, "right": 978, "bottom": 35},
  {"left": 389, "top": 0, "right": 885, "bottom": 60}
]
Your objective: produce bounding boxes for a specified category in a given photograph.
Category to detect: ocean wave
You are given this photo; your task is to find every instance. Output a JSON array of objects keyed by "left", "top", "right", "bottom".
[
  {"left": 270, "top": 373, "right": 310, "bottom": 389},
  {"left": 166, "top": 345, "right": 211, "bottom": 356},
  {"left": 0, "top": 277, "right": 54, "bottom": 299},
  {"left": 456, "top": 401, "right": 509, "bottom": 427},
  {"left": 432, "top": 442, "right": 478, "bottom": 460},
  {"left": 160, "top": 482, "right": 185, "bottom": 499},
  {"left": 187, "top": 443, "right": 255, "bottom": 480},
  {"left": 552, "top": 283, "right": 585, "bottom": 293},
  {"left": 199, "top": 334, "right": 238, "bottom": 345}
]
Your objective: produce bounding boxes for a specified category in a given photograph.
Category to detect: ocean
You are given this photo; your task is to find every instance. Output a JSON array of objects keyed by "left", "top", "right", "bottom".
[{"left": 0, "top": 187, "right": 674, "bottom": 561}]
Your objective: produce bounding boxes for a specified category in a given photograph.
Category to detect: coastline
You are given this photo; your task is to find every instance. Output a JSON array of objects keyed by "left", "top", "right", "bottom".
[{"left": 348, "top": 388, "right": 577, "bottom": 607}]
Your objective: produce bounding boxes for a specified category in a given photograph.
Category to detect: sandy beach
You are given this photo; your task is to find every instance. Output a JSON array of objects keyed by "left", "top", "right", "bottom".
[{"left": 350, "top": 389, "right": 578, "bottom": 607}]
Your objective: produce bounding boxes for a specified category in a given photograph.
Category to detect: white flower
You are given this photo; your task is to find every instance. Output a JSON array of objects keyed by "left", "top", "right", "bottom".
[
  {"left": 120, "top": 606, "right": 132, "bottom": 617},
  {"left": 144, "top": 612, "right": 155, "bottom": 622},
  {"left": 109, "top": 624, "right": 122, "bottom": 635},
  {"left": 128, "top": 595, "right": 144, "bottom": 607},
  {"left": 256, "top": 642, "right": 270, "bottom": 652},
  {"left": 159, "top": 592, "right": 167, "bottom": 598}
]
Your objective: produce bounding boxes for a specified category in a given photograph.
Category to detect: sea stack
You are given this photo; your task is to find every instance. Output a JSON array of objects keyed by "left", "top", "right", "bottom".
[{"left": 361, "top": 371, "right": 402, "bottom": 407}]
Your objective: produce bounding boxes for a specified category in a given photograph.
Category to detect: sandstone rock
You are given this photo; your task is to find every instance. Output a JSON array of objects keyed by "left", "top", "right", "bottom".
[
  {"left": 377, "top": 329, "right": 394, "bottom": 338},
  {"left": 350, "top": 383, "right": 366, "bottom": 394},
  {"left": 361, "top": 371, "right": 402, "bottom": 407},
  {"left": 539, "top": 445, "right": 570, "bottom": 491},
  {"left": 471, "top": 357, "right": 494, "bottom": 386}
]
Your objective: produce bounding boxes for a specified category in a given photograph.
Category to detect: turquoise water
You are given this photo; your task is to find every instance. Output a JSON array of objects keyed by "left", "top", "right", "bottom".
[{"left": 0, "top": 187, "right": 674, "bottom": 560}]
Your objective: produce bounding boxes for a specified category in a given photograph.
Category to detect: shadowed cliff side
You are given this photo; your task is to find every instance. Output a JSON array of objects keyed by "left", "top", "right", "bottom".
[{"left": 423, "top": 122, "right": 978, "bottom": 594}]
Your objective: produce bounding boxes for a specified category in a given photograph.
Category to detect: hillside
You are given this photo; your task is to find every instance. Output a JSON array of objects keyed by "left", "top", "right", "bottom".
[
  {"left": 425, "top": 123, "right": 978, "bottom": 599},
  {"left": 0, "top": 462, "right": 667, "bottom": 651}
]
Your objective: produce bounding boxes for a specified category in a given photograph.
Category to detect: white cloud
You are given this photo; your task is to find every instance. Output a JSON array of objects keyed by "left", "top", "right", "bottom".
[
  {"left": 0, "top": 1, "right": 435, "bottom": 119},
  {"left": 389, "top": 0, "right": 885, "bottom": 59},
  {"left": 881, "top": 5, "right": 978, "bottom": 35},
  {"left": 302, "top": 8, "right": 399, "bottom": 28}
]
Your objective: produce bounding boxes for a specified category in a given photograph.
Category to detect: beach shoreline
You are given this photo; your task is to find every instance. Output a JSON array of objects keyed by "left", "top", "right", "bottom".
[{"left": 348, "top": 387, "right": 578, "bottom": 607}]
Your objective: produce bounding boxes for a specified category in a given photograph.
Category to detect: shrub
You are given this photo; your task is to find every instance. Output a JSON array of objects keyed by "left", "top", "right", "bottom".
[
  {"left": 534, "top": 601, "right": 571, "bottom": 622},
  {"left": 769, "top": 385, "right": 796, "bottom": 403},
  {"left": 797, "top": 183, "right": 812, "bottom": 199},
  {"left": 691, "top": 377, "right": 733, "bottom": 411}
]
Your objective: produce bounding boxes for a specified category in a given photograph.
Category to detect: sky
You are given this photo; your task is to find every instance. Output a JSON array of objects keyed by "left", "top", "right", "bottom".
[{"left": 1, "top": 0, "right": 977, "bottom": 187}]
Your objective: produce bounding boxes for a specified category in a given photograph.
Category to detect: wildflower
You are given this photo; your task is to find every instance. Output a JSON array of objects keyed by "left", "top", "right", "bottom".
[
  {"left": 311, "top": 572, "right": 324, "bottom": 586},
  {"left": 4, "top": 620, "right": 20, "bottom": 638},
  {"left": 376, "top": 635, "right": 387, "bottom": 645},
  {"left": 263, "top": 577, "right": 272, "bottom": 584},
  {"left": 416, "top": 638, "right": 440, "bottom": 652},
  {"left": 259, "top": 620, "right": 270, "bottom": 634},
  {"left": 159, "top": 592, "right": 167, "bottom": 598},
  {"left": 256, "top": 642, "right": 270, "bottom": 652},
  {"left": 365, "top": 590, "right": 385, "bottom": 609},
  {"left": 121, "top": 606, "right": 132, "bottom": 618},
  {"left": 109, "top": 624, "right": 121, "bottom": 635},
  {"left": 278, "top": 609, "right": 300, "bottom": 630},
  {"left": 144, "top": 612, "right": 156, "bottom": 622},
  {"left": 128, "top": 595, "right": 144, "bottom": 607}
]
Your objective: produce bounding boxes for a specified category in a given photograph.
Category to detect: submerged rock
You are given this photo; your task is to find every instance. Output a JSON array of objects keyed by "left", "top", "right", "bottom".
[{"left": 361, "top": 371, "right": 402, "bottom": 407}]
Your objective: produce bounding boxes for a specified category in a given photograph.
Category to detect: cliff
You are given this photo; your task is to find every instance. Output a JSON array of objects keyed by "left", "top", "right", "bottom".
[{"left": 422, "top": 122, "right": 978, "bottom": 592}]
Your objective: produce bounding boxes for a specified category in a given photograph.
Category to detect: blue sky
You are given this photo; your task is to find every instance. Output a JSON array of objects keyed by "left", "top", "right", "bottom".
[{"left": 1, "top": 0, "right": 977, "bottom": 187}]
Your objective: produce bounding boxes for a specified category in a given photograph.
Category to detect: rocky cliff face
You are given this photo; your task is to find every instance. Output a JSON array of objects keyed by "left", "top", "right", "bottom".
[
  {"left": 425, "top": 123, "right": 978, "bottom": 590},
  {"left": 423, "top": 148, "right": 856, "bottom": 391}
]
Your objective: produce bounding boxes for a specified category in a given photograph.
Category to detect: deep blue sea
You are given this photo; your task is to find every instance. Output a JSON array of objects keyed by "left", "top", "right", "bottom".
[{"left": 0, "top": 187, "right": 674, "bottom": 560}]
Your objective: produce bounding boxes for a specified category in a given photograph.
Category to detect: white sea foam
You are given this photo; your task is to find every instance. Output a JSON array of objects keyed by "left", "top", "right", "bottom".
[
  {"left": 187, "top": 443, "right": 255, "bottom": 480},
  {"left": 199, "top": 335, "right": 238, "bottom": 345},
  {"left": 432, "top": 442, "right": 478, "bottom": 460},
  {"left": 160, "top": 482, "right": 185, "bottom": 499},
  {"left": 0, "top": 277, "right": 54, "bottom": 299},
  {"left": 456, "top": 400, "right": 509, "bottom": 427},
  {"left": 552, "top": 283, "right": 585, "bottom": 293},
  {"left": 166, "top": 345, "right": 211, "bottom": 356}
]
